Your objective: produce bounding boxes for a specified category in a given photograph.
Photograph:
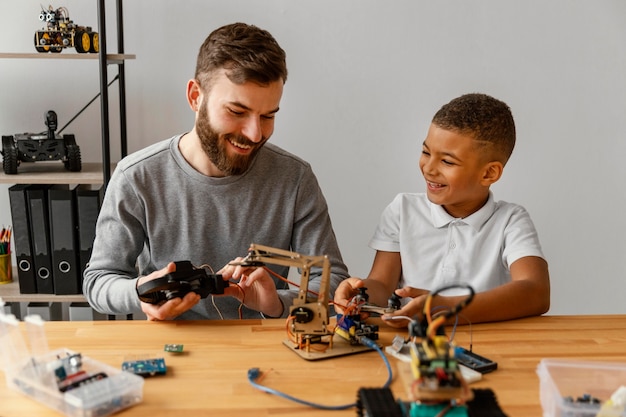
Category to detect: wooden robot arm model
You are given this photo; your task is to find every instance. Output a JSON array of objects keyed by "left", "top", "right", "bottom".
[{"left": 236, "top": 244, "right": 332, "bottom": 341}]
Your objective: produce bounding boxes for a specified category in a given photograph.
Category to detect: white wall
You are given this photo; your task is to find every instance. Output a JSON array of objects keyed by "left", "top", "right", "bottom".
[{"left": 1, "top": 0, "right": 625, "bottom": 315}]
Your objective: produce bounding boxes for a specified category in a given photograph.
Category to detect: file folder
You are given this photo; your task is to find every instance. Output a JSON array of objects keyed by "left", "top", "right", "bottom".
[
  {"left": 8, "top": 184, "right": 37, "bottom": 294},
  {"left": 48, "top": 184, "right": 80, "bottom": 295},
  {"left": 26, "top": 184, "right": 54, "bottom": 294},
  {"left": 75, "top": 184, "right": 103, "bottom": 287}
]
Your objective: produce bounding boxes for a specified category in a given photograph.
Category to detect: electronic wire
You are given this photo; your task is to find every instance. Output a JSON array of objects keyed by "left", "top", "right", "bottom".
[
  {"left": 385, "top": 310, "right": 472, "bottom": 354},
  {"left": 57, "top": 75, "right": 119, "bottom": 134},
  {"left": 247, "top": 336, "right": 393, "bottom": 410},
  {"left": 210, "top": 295, "right": 224, "bottom": 320}
]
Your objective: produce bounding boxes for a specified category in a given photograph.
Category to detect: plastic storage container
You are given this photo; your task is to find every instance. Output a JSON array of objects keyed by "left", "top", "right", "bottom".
[
  {"left": 8, "top": 348, "right": 144, "bottom": 417},
  {"left": 537, "top": 358, "right": 626, "bottom": 417},
  {"left": 0, "top": 306, "right": 144, "bottom": 417}
]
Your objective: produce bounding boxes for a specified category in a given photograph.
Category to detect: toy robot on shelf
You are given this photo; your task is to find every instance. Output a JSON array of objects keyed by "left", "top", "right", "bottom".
[
  {"left": 1, "top": 110, "right": 82, "bottom": 175},
  {"left": 34, "top": 5, "right": 99, "bottom": 54}
]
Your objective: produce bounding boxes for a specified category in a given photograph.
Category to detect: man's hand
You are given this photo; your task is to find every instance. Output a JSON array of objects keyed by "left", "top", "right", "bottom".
[
  {"left": 218, "top": 257, "right": 283, "bottom": 318},
  {"left": 137, "top": 262, "right": 201, "bottom": 321}
]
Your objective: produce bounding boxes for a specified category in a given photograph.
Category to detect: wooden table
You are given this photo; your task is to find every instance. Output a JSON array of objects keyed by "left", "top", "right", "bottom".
[{"left": 1, "top": 315, "right": 626, "bottom": 416}]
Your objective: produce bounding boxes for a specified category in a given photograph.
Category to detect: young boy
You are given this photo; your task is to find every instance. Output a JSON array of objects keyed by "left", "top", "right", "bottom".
[{"left": 334, "top": 93, "right": 550, "bottom": 327}]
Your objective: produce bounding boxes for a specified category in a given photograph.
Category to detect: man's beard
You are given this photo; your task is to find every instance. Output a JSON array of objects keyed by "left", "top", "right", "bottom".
[{"left": 196, "top": 104, "right": 263, "bottom": 176}]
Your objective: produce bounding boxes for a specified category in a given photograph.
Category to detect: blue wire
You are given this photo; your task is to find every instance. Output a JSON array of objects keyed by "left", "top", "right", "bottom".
[{"left": 247, "top": 336, "right": 393, "bottom": 410}]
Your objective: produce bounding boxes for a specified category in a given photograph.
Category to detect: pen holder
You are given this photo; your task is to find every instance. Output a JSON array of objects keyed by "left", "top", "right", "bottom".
[{"left": 0, "top": 253, "right": 12, "bottom": 284}]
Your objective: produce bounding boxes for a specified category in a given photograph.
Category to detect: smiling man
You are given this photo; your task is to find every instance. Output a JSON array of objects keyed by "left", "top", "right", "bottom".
[{"left": 83, "top": 23, "right": 349, "bottom": 320}]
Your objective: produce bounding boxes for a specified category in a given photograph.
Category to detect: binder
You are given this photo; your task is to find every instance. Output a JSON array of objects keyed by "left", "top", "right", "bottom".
[
  {"left": 26, "top": 184, "right": 54, "bottom": 294},
  {"left": 8, "top": 184, "right": 37, "bottom": 294},
  {"left": 48, "top": 184, "right": 80, "bottom": 295},
  {"left": 74, "top": 184, "right": 103, "bottom": 288}
]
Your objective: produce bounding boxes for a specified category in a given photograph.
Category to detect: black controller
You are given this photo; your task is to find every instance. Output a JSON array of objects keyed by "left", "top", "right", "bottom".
[{"left": 137, "top": 261, "right": 227, "bottom": 304}]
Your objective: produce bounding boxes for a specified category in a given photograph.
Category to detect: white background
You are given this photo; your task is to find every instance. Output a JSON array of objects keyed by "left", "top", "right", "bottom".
[{"left": 0, "top": 1, "right": 624, "bottom": 315}]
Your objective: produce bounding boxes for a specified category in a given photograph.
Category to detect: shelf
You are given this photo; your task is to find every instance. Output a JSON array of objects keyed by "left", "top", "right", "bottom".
[
  {"left": 0, "top": 279, "right": 85, "bottom": 303},
  {"left": 0, "top": 52, "right": 135, "bottom": 64},
  {"left": 0, "top": 2, "right": 128, "bottom": 312},
  {"left": 0, "top": 162, "right": 114, "bottom": 185}
]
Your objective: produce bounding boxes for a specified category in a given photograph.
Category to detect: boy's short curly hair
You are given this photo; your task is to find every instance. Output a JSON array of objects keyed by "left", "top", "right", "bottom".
[
  {"left": 195, "top": 22, "right": 288, "bottom": 91},
  {"left": 432, "top": 93, "right": 516, "bottom": 164}
]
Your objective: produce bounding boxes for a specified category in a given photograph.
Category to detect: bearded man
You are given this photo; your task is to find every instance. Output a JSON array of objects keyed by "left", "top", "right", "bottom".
[{"left": 83, "top": 23, "right": 349, "bottom": 320}]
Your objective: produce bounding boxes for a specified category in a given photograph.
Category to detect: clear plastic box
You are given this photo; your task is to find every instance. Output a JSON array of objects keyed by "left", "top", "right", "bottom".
[
  {"left": 0, "top": 305, "right": 144, "bottom": 417},
  {"left": 537, "top": 358, "right": 626, "bottom": 417}
]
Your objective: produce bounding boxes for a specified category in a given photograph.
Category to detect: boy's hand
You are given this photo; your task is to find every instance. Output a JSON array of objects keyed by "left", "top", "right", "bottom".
[
  {"left": 137, "top": 262, "right": 201, "bottom": 321},
  {"left": 381, "top": 286, "right": 430, "bottom": 328},
  {"left": 332, "top": 277, "right": 366, "bottom": 314},
  {"left": 394, "top": 286, "right": 430, "bottom": 300}
]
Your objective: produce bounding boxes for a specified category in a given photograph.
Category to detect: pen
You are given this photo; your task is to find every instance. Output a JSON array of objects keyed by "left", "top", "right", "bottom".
[{"left": 0, "top": 226, "right": 11, "bottom": 255}]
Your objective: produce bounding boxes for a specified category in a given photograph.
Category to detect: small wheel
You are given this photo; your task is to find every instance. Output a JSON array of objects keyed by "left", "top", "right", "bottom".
[
  {"left": 2, "top": 136, "right": 19, "bottom": 175},
  {"left": 89, "top": 32, "right": 99, "bottom": 53},
  {"left": 75, "top": 30, "right": 90, "bottom": 53},
  {"left": 37, "top": 32, "right": 52, "bottom": 53},
  {"left": 34, "top": 32, "right": 47, "bottom": 53},
  {"left": 63, "top": 135, "right": 82, "bottom": 172}
]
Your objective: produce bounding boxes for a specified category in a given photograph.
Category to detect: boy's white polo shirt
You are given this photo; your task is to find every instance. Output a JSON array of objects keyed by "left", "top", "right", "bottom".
[{"left": 369, "top": 192, "right": 545, "bottom": 293}]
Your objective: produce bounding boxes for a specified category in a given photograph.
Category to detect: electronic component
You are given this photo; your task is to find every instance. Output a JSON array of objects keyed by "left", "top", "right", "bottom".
[
  {"left": 384, "top": 336, "right": 482, "bottom": 383},
  {"left": 136, "top": 261, "right": 226, "bottom": 304},
  {"left": 122, "top": 358, "right": 167, "bottom": 377},
  {"left": 164, "top": 344, "right": 184, "bottom": 353},
  {"left": 58, "top": 371, "right": 108, "bottom": 392},
  {"left": 410, "top": 334, "right": 469, "bottom": 402},
  {"left": 359, "top": 291, "right": 402, "bottom": 315},
  {"left": 232, "top": 244, "right": 333, "bottom": 357},
  {"left": 407, "top": 285, "right": 476, "bottom": 404},
  {"left": 345, "top": 287, "right": 401, "bottom": 316},
  {"left": 335, "top": 314, "right": 379, "bottom": 345},
  {"left": 47, "top": 351, "right": 110, "bottom": 393},
  {"left": 50, "top": 352, "right": 83, "bottom": 381},
  {"left": 454, "top": 346, "right": 498, "bottom": 374},
  {"left": 377, "top": 285, "right": 477, "bottom": 410},
  {"left": 354, "top": 285, "right": 509, "bottom": 416}
]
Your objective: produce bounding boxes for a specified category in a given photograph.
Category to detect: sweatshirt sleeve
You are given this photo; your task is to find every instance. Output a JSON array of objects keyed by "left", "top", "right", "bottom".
[{"left": 82, "top": 167, "right": 147, "bottom": 315}]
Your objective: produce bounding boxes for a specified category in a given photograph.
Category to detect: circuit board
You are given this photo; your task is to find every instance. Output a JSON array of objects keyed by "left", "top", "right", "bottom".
[{"left": 122, "top": 358, "right": 167, "bottom": 377}]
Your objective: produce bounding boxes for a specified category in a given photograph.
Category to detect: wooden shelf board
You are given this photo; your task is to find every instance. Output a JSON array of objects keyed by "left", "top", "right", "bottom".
[
  {"left": 0, "top": 162, "right": 114, "bottom": 185},
  {"left": 0, "top": 52, "right": 135, "bottom": 62},
  {"left": 0, "top": 279, "right": 86, "bottom": 303}
]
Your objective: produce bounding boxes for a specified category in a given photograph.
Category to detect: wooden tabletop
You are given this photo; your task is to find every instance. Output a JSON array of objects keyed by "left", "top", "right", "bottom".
[{"left": 1, "top": 314, "right": 626, "bottom": 417}]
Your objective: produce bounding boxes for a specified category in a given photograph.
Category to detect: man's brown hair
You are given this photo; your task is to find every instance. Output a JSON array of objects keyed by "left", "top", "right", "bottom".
[{"left": 195, "top": 22, "right": 288, "bottom": 90}]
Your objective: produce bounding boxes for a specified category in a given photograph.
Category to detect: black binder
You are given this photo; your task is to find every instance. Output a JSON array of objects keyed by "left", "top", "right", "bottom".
[
  {"left": 26, "top": 184, "right": 54, "bottom": 294},
  {"left": 75, "top": 184, "right": 103, "bottom": 287},
  {"left": 48, "top": 184, "right": 80, "bottom": 294},
  {"left": 8, "top": 184, "right": 37, "bottom": 294}
]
